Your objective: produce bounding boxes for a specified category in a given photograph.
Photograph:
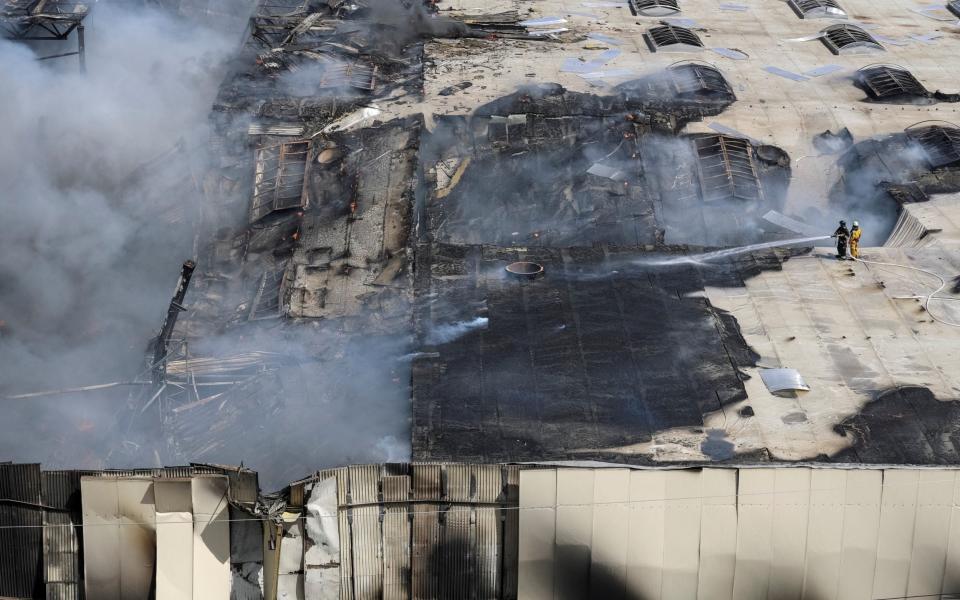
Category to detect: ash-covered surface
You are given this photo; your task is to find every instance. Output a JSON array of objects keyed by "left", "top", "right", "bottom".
[
  {"left": 411, "top": 243, "right": 775, "bottom": 463},
  {"left": 830, "top": 127, "right": 960, "bottom": 245},
  {"left": 834, "top": 386, "right": 960, "bottom": 464},
  {"left": 424, "top": 82, "right": 792, "bottom": 249}
]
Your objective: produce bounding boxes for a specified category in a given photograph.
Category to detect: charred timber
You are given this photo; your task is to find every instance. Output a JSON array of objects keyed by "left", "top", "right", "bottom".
[{"left": 152, "top": 260, "right": 196, "bottom": 384}]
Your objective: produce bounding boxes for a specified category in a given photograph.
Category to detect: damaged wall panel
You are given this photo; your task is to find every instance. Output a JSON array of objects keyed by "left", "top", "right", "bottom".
[{"left": 287, "top": 463, "right": 519, "bottom": 600}]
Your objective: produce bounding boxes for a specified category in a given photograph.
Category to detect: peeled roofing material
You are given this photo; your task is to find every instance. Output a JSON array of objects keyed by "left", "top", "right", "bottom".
[{"left": 759, "top": 368, "right": 811, "bottom": 394}]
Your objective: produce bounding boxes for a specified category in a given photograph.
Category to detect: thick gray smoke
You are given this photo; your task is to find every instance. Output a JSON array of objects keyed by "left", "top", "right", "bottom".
[{"left": 0, "top": 5, "right": 244, "bottom": 466}]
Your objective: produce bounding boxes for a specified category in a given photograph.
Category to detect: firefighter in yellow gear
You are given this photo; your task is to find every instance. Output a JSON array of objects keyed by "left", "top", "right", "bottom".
[{"left": 849, "top": 221, "right": 862, "bottom": 259}]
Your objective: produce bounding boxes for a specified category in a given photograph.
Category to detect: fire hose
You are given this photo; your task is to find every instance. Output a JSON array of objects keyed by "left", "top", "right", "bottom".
[{"left": 853, "top": 256, "right": 960, "bottom": 329}]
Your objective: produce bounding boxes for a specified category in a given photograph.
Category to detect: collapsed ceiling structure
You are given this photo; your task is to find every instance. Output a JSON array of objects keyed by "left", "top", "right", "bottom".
[{"left": 4, "top": 0, "right": 960, "bottom": 597}]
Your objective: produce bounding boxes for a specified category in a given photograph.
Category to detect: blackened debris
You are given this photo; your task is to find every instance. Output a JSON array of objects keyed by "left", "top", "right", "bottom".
[
  {"left": 439, "top": 81, "right": 473, "bottom": 96},
  {"left": 833, "top": 386, "right": 960, "bottom": 464},
  {"left": 813, "top": 127, "right": 853, "bottom": 154}
]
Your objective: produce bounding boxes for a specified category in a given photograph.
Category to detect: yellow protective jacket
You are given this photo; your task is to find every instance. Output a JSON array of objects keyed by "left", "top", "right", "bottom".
[{"left": 849, "top": 227, "right": 862, "bottom": 257}]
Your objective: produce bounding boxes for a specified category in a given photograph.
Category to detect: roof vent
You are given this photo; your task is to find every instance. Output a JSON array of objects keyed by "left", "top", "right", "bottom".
[
  {"left": 856, "top": 65, "right": 929, "bottom": 103},
  {"left": 250, "top": 141, "right": 310, "bottom": 223},
  {"left": 819, "top": 24, "right": 884, "bottom": 55},
  {"left": 905, "top": 125, "right": 960, "bottom": 169},
  {"left": 668, "top": 63, "right": 735, "bottom": 100},
  {"left": 787, "top": 0, "right": 847, "bottom": 19},
  {"left": 692, "top": 134, "right": 765, "bottom": 203},
  {"left": 949, "top": 0, "right": 960, "bottom": 18},
  {"left": 629, "top": 0, "right": 680, "bottom": 17},
  {"left": 644, "top": 24, "right": 704, "bottom": 53}
]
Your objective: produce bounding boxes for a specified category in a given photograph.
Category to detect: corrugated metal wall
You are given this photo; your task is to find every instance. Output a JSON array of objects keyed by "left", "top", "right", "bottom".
[
  {"left": 285, "top": 463, "right": 519, "bottom": 600},
  {"left": 0, "top": 463, "right": 43, "bottom": 599},
  {"left": 518, "top": 466, "right": 960, "bottom": 600}
]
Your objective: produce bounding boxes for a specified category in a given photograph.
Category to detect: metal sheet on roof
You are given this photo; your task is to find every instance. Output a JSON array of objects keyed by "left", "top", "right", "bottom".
[{"left": 759, "top": 368, "right": 811, "bottom": 394}]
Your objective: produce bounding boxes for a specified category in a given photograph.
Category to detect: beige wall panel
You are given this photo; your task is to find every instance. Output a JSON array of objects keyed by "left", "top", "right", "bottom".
[
  {"left": 155, "top": 480, "right": 194, "bottom": 600},
  {"left": 769, "top": 468, "right": 811, "bottom": 600},
  {"left": 697, "top": 469, "right": 737, "bottom": 600},
  {"left": 590, "top": 469, "right": 630, "bottom": 600},
  {"left": 117, "top": 480, "right": 157, "bottom": 600},
  {"left": 518, "top": 469, "right": 557, "bottom": 600},
  {"left": 555, "top": 469, "right": 594, "bottom": 600},
  {"left": 661, "top": 470, "right": 702, "bottom": 600},
  {"left": 191, "top": 476, "right": 231, "bottom": 600},
  {"left": 733, "top": 469, "right": 775, "bottom": 600},
  {"left": 942, "top": 473, "right": 960, "bottom": 596},
  {"left": 626, "top": 470, "right": 666, "bottom": 600},
  {"left": 278, "top": 573, "right": 306, "bottom": 600},
  {"left": 836, "top": 471, "right": 882, "bottom": 600},
  {"left": 81, "top": 478, "right": 121, "bottom": 600},
  {"left": 907, "top": 471, "right": 956, "bottom": 598},
  {"left": 801, "top": 469, "right": 845, "bottom": 600},
  {"left": 873, "top": 470, "right": 921, "bottom": 598}
]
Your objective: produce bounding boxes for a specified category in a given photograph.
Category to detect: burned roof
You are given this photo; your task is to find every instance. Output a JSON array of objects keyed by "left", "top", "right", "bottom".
[
  {"left": 691, "top": 134, "right": 765, "bottom": 204},
  {"left": 667, "top": 63, "right": 736, "bottom": 102},
  {"left": 0, "top": 0, "right": 86, "bottom": 40},
  {"left": 855, "top": 64, "right": 930, "bottom": 103},
  {"left": 411, "top": 244, "right": 856, "bottom": 463},
  {"left": 906, "top": 124, "right": 960, "bottom": 169}
]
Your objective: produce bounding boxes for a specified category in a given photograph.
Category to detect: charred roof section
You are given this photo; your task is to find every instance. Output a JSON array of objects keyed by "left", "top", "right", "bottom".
[
  {"left": 950, "top": 0, "right": 960, "bottom": 18},
  {"left": 667, "top": 63, "right": 736, "bottom": 103},
  {"left": 628, "top": 0, "right": 680, "bottom": 17},
  {"left": 411, "top": 244, "right": 788, "bottom": 463},
  {"left": 820, "top": 24, "right": 884, "bottom": 55},
  {"left": 0, "top": 0, "right": 87, "bottom": 39},
  {"left": 787, "top": 0, "right": 846, "bottom": 19},
  {"left": 856, "top": 64, "right": 930, "bottom": 103},
  {"left": 830, "top": 127, "right": 960, "bottom": 240},
  {"left": 692, "top": 134, "right": 765, "bottom": 204},
  {"left": 855, "top": 65, "right": 959, "bottom": 105},
  {"left": 907, "top": 125, "right": 960, "bottom": 169},
  {"left": 644, "top": 24, "right": 704, "bottom": 53}
]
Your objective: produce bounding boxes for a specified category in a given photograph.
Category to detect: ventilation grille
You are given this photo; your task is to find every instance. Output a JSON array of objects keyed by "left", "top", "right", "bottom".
[
  {"left": 788, "top": 0, "right": 847, "bottom": 19},
  {"left": 669, "top": 64, "right": 735, "bottom": 99},
  {"left": 906, "top": 125, "right": 960, "bottom": 169},
  {"left": 857, "top": 65, "right": 928, "bottom": 101},
  {"left": 248, "top": 268, "right": 287, "bottom": 320},
  {"left": 820, "top": 24, "right": 884, "bottom": 55},
  {"left": 629, "top": 0, "right": 680, "bottom": 17},
  {"left": 644, "top": 25, "right": 704, "bottom": 52},
  {"left": 250, "top": 141, "right": 309, "bottom": 223},
  {"left": 317, "top": 62, "right": 377, "bottom": 92},
  {"left": 693, "top": 135, "right": 764, "bottom": 203}
]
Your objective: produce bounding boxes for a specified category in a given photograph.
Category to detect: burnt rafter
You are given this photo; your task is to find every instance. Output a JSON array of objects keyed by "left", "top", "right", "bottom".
[
  {"left": 250, "top": 141, "right": 310, "bottom": 223},
  {"left": 692, "top": 134, "right": 765, "bottom": 203},
  {"left": 0, "top": 0, "right": 87, "bottom": 39},
  {"left": 906, "top": 125, "right": 960, "bottom": 169},
  {"left": 644, "top": 24, "right": 704, "bottom": 52},
  {"left": 669, "top": 63, "right": 735, "bottom": 100},
  {"left": 787, "top": 0, "right": 847, "bottom": 19},
  {"left": 856, "top": 65, "right": 928, "bottom": 102},
  {"left": 628, "top": 0, "right": 680, "bottom": 17},
  {"left": 820, "top": 24, "right": 883, "bottom": 55}
]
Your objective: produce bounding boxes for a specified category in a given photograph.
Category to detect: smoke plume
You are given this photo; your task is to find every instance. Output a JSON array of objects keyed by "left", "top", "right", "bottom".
[{"left": 0, "top": 4, "right": 245, "bottom": 467}]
